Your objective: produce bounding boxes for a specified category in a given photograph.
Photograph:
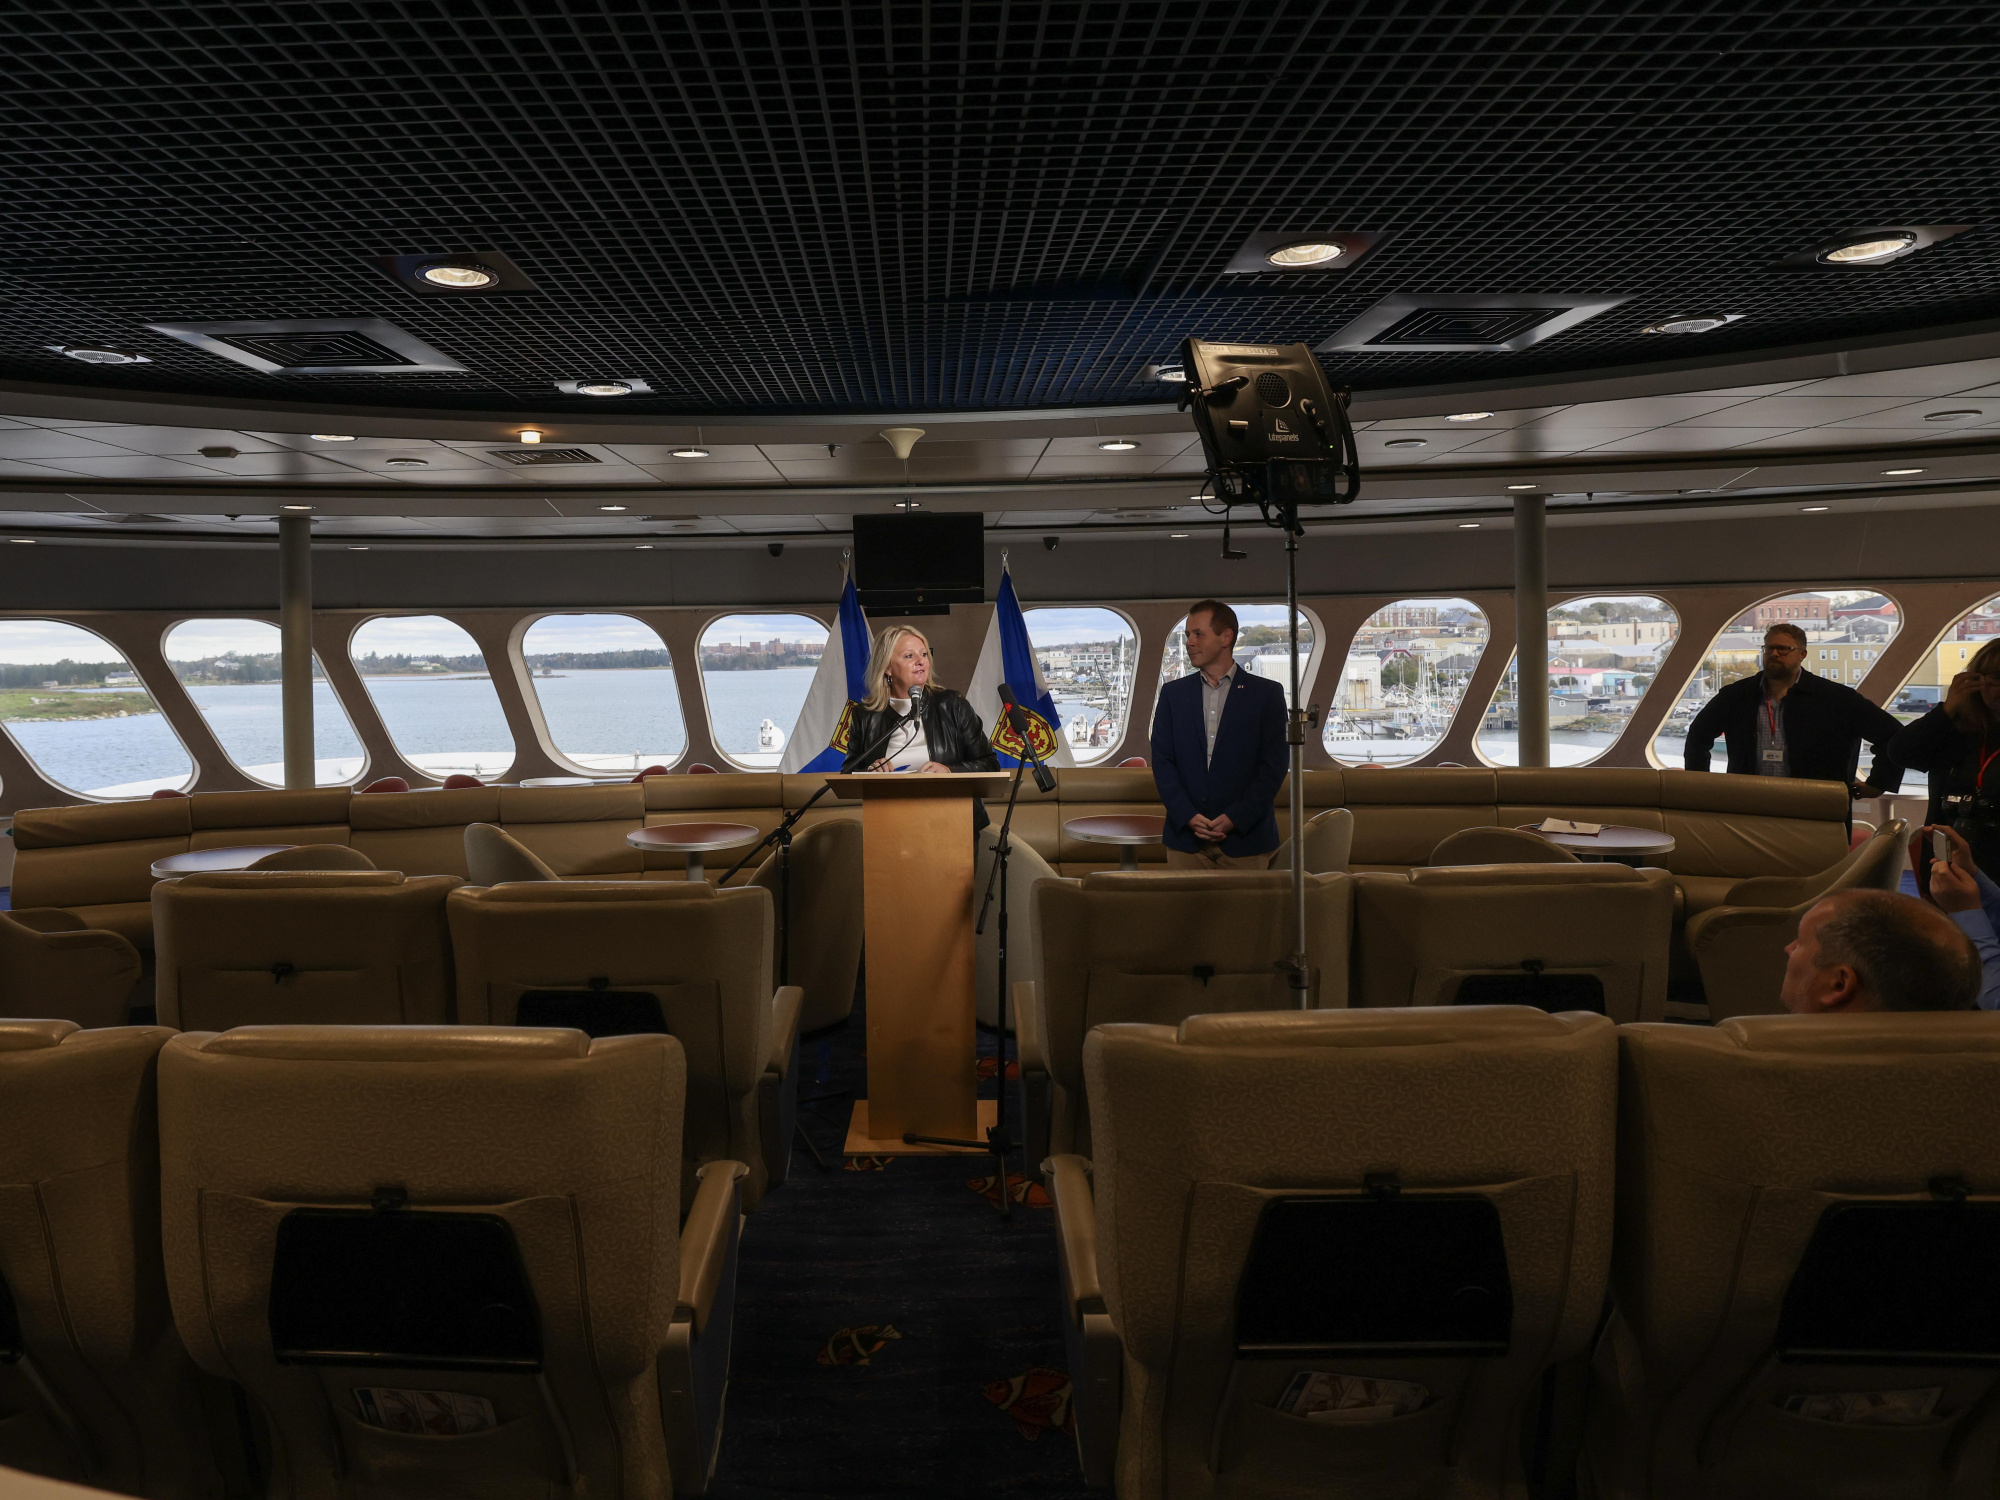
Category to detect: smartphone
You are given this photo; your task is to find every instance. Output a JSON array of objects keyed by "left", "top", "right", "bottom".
[{"left": 1934, "top": 829, "right": 1952, "bottom": 866}]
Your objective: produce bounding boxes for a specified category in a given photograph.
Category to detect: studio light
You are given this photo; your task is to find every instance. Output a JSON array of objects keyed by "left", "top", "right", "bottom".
[
  {"left": 1445, "top": 411, "right": 1493, "bottom": 422},
  {"left": 1097, "top": 439, "right": 1139, "bottom": 451},
  {"left": 420, "top": 262, "right": 500, "bottom": 289},
  {"left": 574, "top": 380, "right": 633, "bottom": 397},
  {"left": 670, "top": 447, "right": 710, "bottom": 458},
  {"left": 1820, "top": 234, "right": 1917, "bottom": 265},
  {"left": 310, "top": 433, "right": 355, "bottom": 441},
  {"left": 1265, "top": 241, "right": 1345, "bottom": 267}
]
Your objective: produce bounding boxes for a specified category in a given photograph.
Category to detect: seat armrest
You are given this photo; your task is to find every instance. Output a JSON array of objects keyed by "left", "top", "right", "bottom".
[
  {"left": 1720, "top": 872, "right": 1825, "bottom": 910},
  {"left": 1014, "top": 980, "right": 1050, "bottom": 1074},
  {"left": 6, "top": 907, "right": 90, "bottom": 934},
  {"left": 768, "top": 985, "right": 804, "bottom": 1077},
  {"left": 677, "top": 1161, "right": 747, "bottom": 1338},
  {"left": 1045, "top": 1153, "right": 1103, "bottom": 1320},
  {"left": 1685, "top": 901, "right": 1807, "bottom": 1023}
]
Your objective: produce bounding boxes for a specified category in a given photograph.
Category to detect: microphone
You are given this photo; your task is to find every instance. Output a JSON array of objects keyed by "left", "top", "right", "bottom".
[{"left": 997, "top": 683, "right": 1057, "bottom": 793}]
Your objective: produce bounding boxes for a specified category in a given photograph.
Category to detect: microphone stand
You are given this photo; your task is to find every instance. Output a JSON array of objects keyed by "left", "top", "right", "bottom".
[
  {"left": 716, "top": 704, "right": 921, "bottom": 1171},
  {"left": 902, "top": 710, "right": 1050, "bottom": 1222}
]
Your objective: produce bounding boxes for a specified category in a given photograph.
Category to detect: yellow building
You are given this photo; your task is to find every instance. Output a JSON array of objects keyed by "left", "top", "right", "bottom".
[{"left": 1908, "top": 637, "right": 2000, "bottom": 688}]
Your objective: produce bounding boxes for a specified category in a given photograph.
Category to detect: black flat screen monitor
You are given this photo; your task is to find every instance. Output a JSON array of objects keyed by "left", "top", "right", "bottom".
[{"left": 852, "top": 513, "right": 985, "bottom": 615}]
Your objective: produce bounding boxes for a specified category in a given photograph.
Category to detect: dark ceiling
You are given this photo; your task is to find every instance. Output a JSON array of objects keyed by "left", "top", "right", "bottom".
[{"left": 4, "top": 0, "right": 2000, "bottom": 415}]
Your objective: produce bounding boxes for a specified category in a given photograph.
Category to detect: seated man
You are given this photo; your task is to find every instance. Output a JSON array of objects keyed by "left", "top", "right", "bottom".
[
  {"left": 1911, "top": 823, "right": 2000, "bottom": 1011},
  {"left": 1779, "top": 887, "right": 1981, "bottom": 1014}
]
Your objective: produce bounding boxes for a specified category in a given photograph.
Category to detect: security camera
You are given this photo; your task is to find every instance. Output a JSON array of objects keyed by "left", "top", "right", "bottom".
[
  {"left": 767, "top": 541, "right": 785, "bottom": 558},
  {"left": 1043, "top": 535, "right": 1060, "bottom": 552}
]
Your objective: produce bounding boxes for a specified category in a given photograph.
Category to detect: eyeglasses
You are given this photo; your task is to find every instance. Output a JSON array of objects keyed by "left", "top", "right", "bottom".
[{"left": 1763, "top": 645, "right": 1804, "bottom": 656}]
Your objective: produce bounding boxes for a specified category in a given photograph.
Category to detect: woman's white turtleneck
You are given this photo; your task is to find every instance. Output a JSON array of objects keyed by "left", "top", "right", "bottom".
[{"left": 884, "top": 696, "right": 931, "bottom": 770}]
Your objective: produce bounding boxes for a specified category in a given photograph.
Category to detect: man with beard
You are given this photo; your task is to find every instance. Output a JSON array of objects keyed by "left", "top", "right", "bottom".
[{"left": 1682, "top": 623, "right": 1905, "bottom": 797}]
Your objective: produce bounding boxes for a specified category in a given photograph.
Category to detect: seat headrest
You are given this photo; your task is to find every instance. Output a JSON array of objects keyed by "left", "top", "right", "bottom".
[
  {"left": 1174, "top": 1006, "right": 1599, "bottom": 1049},
  {"left": 0, "top": 1019, "right": 81, "bottom": 1052},
  {"left": 184, "top": 1025, "right": 601, "bottom": 1062},
  {"left": 459, "top": 879, "right": 721, "bottom": 904},
  {"left": 1077, "top": 871, "right": 1306, "bottom": 893},
  {"left": 168, "top": 870, "right": 408, "bottom": 890},
  {"left": 1411, "top": 863, "right": 1644, "bottom": 887},
  {"left": 1713, "top": 1013, "right": 2000, "bottom": 1054}
]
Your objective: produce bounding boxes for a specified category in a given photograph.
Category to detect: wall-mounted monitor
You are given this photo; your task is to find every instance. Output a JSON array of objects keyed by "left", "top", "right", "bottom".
[{"left": 851, "top": 513, "right": 985, "bottom": 615}]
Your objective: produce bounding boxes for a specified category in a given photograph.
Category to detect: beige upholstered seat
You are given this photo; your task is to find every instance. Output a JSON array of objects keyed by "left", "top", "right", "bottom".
[
  {"left": 974, "top": 825, "right": 1065, "bottom": 1030},
  {"left": 1016, "top": 871, "right": 1352, "bottom": 1169},
  {"left": 1429, "top": 825, "right": 1580, "bottom": 866},
  {"left": 1352, "top": 863, "right": 1675, "bottom": 1022},
  {"left": 152, "top": 871, "right": 461, "bottom": 1031},
  {"left": 1271, "top": 806, "right": 1356, "bottom": 874},
  {"left": 244, "top": 844, "right": 378, "bottom": 872},
  {"left": 1588, "top": 1013, "right": 2000, "bottom": 1500},
  {"left": 446, "top": 881, "right": 802, "bottom": 1210},
  {"left": 0, "top": 910, "right": 142, "bottom": 1028},
  {"left": 1684, "top": 819, "right": 1910, "bottom": 1022},
  {"left": 464, "top": 821, "right": 560, "bottom": 886},
  {"left": 158, "top": 1025, "right": 745, "bottom": 1500},
  {"left": 0, "top": 1022, "right": 218, "bottom": 1499},
  {"left": 748, "top": 818, "right": 862, "bottom": 1033},
  {"left": 1048, "top": 1007, "right": 1616, "bottom": 1496}
]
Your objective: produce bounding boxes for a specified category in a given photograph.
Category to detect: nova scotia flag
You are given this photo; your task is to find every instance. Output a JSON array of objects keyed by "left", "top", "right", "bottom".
[
  {"left": 781, "top": 568, "right": 871, "bottom": 773},
  {"left": 967, "top": 567, "right": 1074, "bottom": 769}
]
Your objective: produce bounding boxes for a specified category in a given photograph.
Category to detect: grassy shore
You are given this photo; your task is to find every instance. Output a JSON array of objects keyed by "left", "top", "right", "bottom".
[{"left": 0, "top": 689, "right": 157, "bottom": 722}]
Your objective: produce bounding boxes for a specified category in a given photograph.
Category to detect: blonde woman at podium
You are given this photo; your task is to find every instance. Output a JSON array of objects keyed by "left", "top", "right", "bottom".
[{"left": 841, "top": 624, "right": 1000, "bottom": 775}]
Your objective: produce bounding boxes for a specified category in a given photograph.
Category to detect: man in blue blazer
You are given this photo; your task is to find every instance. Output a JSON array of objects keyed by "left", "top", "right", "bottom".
[{"left": 1151, "top": 600, "right": 1289, "bottom": 868}]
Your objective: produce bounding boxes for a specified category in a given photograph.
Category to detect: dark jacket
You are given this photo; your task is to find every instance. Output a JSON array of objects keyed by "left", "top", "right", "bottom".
[
  {"left": 1887, "top": 705, "right": 2000, "bottom": 837},
  {"left": 1150, "top": 667, "right": 1288, "bottom": 857},
  {"left": 839, "top": 687, "right": 999, "bottom": 775},
  {"left": 1682, "top": 669, "right": 1904, "bottom": 790}
]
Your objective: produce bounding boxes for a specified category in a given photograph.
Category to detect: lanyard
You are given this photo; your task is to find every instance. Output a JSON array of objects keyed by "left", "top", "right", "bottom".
[
  {"left": 1980, "top": 734, "right": 2000, "bottom": 790},
  {"left": 1763, "top": 690, "right": 1782, "bottom": 741}
]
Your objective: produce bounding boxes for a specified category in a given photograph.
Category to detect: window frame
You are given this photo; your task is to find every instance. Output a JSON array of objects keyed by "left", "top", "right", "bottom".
[
  {"left": 1477, "top": 593, "right": 1681, "bottom": 770},
  {"left": 160, "top": 615, "right": 367, "bottom": 788},
  {"left": 0, "top": 617, "right": 196, "bottom": 800},
  {"left": 515, "top": 611, "right": 689, "bottom": 777},
  {"left": 345, "top": 612, "right": 518, "bottom": 778},
  {"left": 694, "top": 609, "right": 833, "bottom": 771},
  {"left": 1323, "top": 597, "right": 1492, "bottom": 768},
  {"left": 1020, "top": 604, "right": 1142, "bottom": 765}
]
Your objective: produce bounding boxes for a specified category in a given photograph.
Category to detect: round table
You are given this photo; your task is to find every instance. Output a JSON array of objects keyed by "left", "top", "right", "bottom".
[
  {"left": 149, "top": 844, "right": 296, "bottom": 879},
  {"left": 1516, "top": 823, "right": 1676, "bottom": 866},
  {"left": 1065, "top": 814, "right": 1167, "bottom": 872},
  {"left": 628, "top": 822, "right": 761, "bottom": 882}
]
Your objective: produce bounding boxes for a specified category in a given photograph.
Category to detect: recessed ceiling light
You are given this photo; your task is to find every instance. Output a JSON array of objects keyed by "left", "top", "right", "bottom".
[
  {"left": 1384, "top": 438, "right": 1428, "bottom": 449},
  {"left": 1445, "top": 411, "right": 1493, "bottom": 422},
  {"left": 419, "top": 262, "right": 500, "bottom": 289},
  {"left": 384, "top": 457, "right": 428, "bottom": 468},
  {"left": 895, "top": 499, "right": 923, "bottom": 510},
  {"left": 281, "top": 504, "right": 313, "bottom": 511},
  {"left": 1507, "top": 483, "right": 1540, "bottom": 490},
  {"left": 348, "top": 545, "right": 370, "bottom": 550},
  {"left": 670, "top": 447, "right": 709, "bottom": 458},
  {"left": 599, "top": 504, "right": 628, "bottom": 512},
  {"left": 9, "top": 537, "right": 36, "bottom": 544},
  {"left": 1882, "top": 467, "right": 1925, "bottom": 476},
  {"left": 1642, "top": 314, "right": 1740, "bottom": 334},
  {"left": 1169, "top": 532, "right": 1190, "bottom": 538},
  {"left": 1265, "top": 241, "right": 1345, "bottom": 267},
  {"left": 310, "top": 433, "right": 355, "bottom": 442},
  {"left": 518, "top": 429, "right": 544, "bottom": 444},
  {"left": 635, "top": 543, "right": 654, "bottom": 550},
  {"left": 1098, "top": 439, "right": 1139, "bottom": 452},
  {"left": 1820, "top": 233, "right": 1918, "bottom": 265},
  {"left": 49, "top": 345, "right": 150, "bottom": 365},
  {"left": 1458, "top": 522, "right": 1481, "bottom": 528},
  {"left": 1802, "top": 505, "right": 1830, "bottom": 512},
  {"left": 574, "top": 380, "right": 634, "bottom": 397},
  {"left": 1925, "top": 409, "right": 1984, "bottom": 422}
]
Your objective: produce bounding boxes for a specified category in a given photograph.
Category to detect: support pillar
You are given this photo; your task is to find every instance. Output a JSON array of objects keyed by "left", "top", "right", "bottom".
[
  {"left": 279, "top": 514, "right": 314, "bottom": 790},
  {"left": 1514, "top": 493, "right": 1548, "bottom": 768}
]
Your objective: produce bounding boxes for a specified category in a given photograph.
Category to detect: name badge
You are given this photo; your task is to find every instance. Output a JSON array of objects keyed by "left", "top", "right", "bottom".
[{"left": 1763, "top": 748, "right": 1786, "bottom": 763}]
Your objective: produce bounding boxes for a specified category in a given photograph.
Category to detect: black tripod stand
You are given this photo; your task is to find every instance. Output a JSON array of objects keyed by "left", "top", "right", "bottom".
[{"left": 900, "top": 723, "right": 1048, "bottom": 1221}]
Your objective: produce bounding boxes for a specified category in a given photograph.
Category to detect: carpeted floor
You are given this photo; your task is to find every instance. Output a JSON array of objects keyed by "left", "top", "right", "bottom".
[{"left": 707, "top": 1000, "right": 1095, "bottom": 1499}]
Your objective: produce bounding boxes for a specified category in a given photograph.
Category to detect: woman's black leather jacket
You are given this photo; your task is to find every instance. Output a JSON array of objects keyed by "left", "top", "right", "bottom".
[{"left": 840, "top": 687, "right": 999, "bottom": 774}]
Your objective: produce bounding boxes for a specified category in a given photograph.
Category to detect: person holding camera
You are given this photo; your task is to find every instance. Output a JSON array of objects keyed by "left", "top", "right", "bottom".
[
  {"left": 1886, "top": 637, "right": 2000, "bottom": 880},
  {"left": 1681, "top": 622, "right": 1904, "bottom": 798},
  {"left": 1911, "top": 823, "right": 2000, "bottom": 1011}
]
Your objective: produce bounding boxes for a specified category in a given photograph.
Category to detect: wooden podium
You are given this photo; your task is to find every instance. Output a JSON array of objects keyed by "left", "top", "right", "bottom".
[{"left": 826, "top": 771, "right": 1011, "bottom": 1152}]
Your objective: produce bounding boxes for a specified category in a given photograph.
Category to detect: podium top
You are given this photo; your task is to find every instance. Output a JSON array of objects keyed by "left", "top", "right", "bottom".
[{"left": 823, "top": 771, "right": 1014, "bottom": 799}]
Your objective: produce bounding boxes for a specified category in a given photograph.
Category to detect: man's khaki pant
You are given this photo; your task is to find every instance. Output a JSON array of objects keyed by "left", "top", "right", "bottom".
[{"left": 1166, "top": 846, "right": 1277, "bottom": 872}]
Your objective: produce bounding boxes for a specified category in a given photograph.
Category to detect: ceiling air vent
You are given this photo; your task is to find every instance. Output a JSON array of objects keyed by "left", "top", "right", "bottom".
[
  {"left": 490, "top": 447, "right": 601, "bottom": 466},
  {"left": 145, "top": 319, "right": 466, "bottom": 374},
  {"left": 1317, "top": 295, "right": 1629, "bottom": 353}
]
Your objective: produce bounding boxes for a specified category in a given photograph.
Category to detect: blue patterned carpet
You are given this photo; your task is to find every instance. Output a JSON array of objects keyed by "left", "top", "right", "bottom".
[{"left": 707, "top": 1002, "right": 1094, "bottom": 1498}]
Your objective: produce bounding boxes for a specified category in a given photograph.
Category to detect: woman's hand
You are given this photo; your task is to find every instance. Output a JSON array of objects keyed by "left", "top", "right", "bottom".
[
  {"left": 1946, "top": 671, "right": 1985, "bottom": 718},
  {"left": 869, "top": 759, "right": 893, "bottom": 772},
  {"left": 918, "top": 760, "right": 953, "bottom": 775}
]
